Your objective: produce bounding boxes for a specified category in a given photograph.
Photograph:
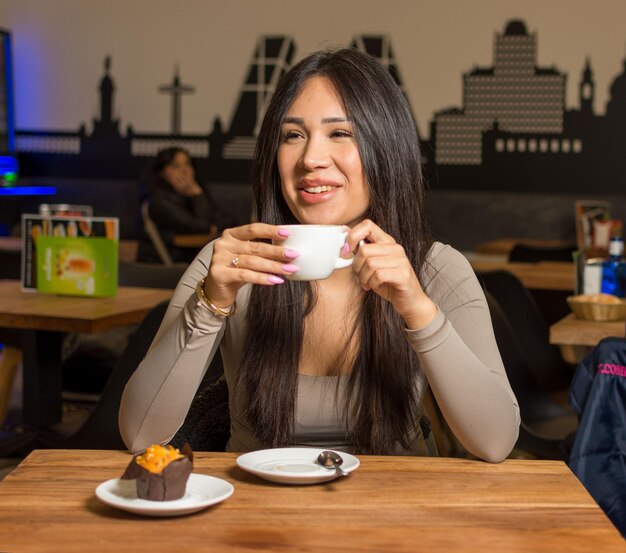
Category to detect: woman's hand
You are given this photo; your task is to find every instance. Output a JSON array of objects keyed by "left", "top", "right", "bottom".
[
  {"left": 203, "top": 223, "right": 300, "bottom": 308},
  {"left": 169, "top": 174, "right": 203, "bottom": 197},
  {"left": 346, "top": 219, "right": 438, "bottom": 330}
]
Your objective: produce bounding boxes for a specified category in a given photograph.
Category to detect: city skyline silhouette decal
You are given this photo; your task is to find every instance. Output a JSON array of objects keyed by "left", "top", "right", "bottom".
[{"left": 13, "top": 20, "right": 626, "bottom": 193}]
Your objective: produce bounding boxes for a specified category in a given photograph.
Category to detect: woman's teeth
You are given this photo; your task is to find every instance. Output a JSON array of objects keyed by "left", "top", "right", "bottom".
[{"left": 303, "top": 185, "right": 334, "bottom": 194}]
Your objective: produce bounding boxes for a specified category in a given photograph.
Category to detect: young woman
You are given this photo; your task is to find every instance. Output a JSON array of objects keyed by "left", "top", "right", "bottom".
[{"left": 120, "top": 48, "right": 520, "bottom": 462}]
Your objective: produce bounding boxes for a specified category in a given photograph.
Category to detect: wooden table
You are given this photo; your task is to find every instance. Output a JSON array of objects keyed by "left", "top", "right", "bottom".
[
  {"left": 550, "top": 313, "right": 625, "bottom": 363},
  {"left": 471, "top": 259, "right": 575, "bottom": 291},
  {"left": 474, "top": 238, "right": 575, "bottom": 257},
  {"left": 0, "top": 450, "right": 622, "bottom": 552},
  {"left": 0, "top": 236, "right": 21, "bottom": 252},
  {"left": 172, "top": 232, "right": 216, "bottom": 249},
  {"left": 118, "top": 239, "right": 138, "bottom": 263},
  {"left": 0, "top": 280, "right": 172, "bottom": 429}
]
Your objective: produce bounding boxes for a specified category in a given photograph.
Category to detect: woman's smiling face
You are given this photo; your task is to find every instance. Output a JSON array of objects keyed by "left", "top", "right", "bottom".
[{"left": 277, "top": 76, "right": 370, "bottom": 226}]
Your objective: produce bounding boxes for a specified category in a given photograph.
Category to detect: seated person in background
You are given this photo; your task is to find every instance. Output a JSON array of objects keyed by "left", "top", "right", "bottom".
[{"left": 137, "top": 147, "right": 226, "bottom": 263}]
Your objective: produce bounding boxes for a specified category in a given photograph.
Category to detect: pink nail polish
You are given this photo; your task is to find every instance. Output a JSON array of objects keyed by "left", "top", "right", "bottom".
[
  {"left": 341, "top": 242, "right": 350, "bottom": 255},
  {"left": 282, "top": 264, "right": 300, "bottom": 273},
  {"left": 268, "top": 275, "right": 285, "bottom": 284},
  {"left": 277, "top": 228, "right": 292, "bottom": 237},
  {"left": 284, "top": 249, "right": 301, "bottom": 259}
]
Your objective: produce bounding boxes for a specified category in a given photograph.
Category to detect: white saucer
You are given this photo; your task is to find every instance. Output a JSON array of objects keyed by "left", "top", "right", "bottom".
[
  {"left": 95, "top": 473, "right": 234, "bottom": 517},
  {"left": 236, "top": 447, "right": 359, "bottom": 484}
]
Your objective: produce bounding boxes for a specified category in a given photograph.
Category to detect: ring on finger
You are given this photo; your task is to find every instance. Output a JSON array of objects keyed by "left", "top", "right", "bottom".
[{"left": 230, "top": 256, "right": 239, "bottom": 268}]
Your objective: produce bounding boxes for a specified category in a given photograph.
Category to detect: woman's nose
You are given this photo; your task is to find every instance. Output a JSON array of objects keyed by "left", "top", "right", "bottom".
[{"left": 299, "top": 138, "right": 330, "bottom": 170}]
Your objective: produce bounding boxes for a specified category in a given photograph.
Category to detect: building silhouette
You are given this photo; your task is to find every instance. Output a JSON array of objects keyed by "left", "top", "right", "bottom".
[
  {"left": 15, "top": 35, "right": 400, "bottom": 184},
  {"left": 13, "top": 24, "right": 626, "bottom": 193},
  {"left": 432, "top": 20, "right": 565, "bottom": 166},
  {"left": 426, "top": 19, "right": 626, "bottom": 193}
]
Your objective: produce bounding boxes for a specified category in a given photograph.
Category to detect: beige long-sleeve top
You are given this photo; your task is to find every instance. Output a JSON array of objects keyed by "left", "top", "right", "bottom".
[{"left": 119, "top": 241, "right": 520, "bottom": 462}]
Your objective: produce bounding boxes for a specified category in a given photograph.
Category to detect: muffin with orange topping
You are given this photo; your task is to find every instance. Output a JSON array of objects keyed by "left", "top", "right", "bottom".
[{"left": 122, "top": 443, "right": 193, "bottom": 501}]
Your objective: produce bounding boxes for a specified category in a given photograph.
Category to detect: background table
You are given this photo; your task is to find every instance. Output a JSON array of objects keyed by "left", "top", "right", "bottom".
[
  {"left": 470, "top": 259, "right": 575, "bottom": 291},
  {"left": 172, "top": 232, "right": 216, "bottom": 249},
  {"left": 0, "top": 281, "right": 172, "bottom": 428},
  {"left": 549, "top": 313, "right": 625, "bottom": 363},
  {"left": 550, "top": 313, "right": 625, "bottom": 347},
  {"left": 474, "top": 238, "right": 575, "bottom": 257},
  {"left": 0, "top": 450, "right": 622, "bottom": 552}
]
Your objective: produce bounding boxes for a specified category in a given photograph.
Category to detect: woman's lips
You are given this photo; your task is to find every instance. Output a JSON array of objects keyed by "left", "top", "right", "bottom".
[
  {"left": 298, "top": 186, "right": 340, "bottom": 204},
  {"left": 298, "top": 180, "right": 340, "bottom": 203},
  {"left": 302, "top": 184, "right": 335, "bottom": 194}
]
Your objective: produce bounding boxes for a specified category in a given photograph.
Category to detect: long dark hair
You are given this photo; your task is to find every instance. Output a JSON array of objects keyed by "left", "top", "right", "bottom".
[{"left": 237, "top": 48, "right": 432, "bottom": 454}]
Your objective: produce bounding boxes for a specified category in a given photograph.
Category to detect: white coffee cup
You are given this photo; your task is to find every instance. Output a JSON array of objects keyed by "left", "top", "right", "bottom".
[{"left": 277, "top": 224, "right": 354, "bottom": 281}]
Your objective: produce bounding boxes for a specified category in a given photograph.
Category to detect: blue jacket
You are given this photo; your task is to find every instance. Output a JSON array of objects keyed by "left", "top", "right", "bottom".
[{"left": 569, "top": 336, "right": 626, "bottom": 536}]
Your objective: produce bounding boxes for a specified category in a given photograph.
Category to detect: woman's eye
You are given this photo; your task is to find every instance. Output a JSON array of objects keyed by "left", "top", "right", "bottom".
[
  {"left": 282, "top": 130, "right": 302, "bottom": 141},
  {"left": 331, "top": 129, "right": 353, "bottom": 139}
]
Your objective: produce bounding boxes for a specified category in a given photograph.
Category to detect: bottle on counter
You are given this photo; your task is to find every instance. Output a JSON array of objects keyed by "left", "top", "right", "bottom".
[{"left": 600, "top": 236, "right": 626, "bottom": 297}]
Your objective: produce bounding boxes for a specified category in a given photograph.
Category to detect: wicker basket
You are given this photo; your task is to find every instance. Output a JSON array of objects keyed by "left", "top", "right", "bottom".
[{"left": 567, "top": 295, "right": 626, "bottom": 322}]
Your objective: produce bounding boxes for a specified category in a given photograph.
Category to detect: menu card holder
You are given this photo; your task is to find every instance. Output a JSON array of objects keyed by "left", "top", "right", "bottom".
[
  {"left": 21, "top": 214, "right": 119, "bottom": 297},
  {"left": 575, "top": 200, "right": 611, "bottom": 255},
  {"left": 38, "top": 204, "right": 94, "bottom": 217}
]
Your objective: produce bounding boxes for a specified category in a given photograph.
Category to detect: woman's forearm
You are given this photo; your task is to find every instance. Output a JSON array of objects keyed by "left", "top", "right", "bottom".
[
  {"left": 408, "top": 310, "right": 520, "bottom": 462},
  {"left": 118, "top": 295, "right": 226, "bottom": 452}
]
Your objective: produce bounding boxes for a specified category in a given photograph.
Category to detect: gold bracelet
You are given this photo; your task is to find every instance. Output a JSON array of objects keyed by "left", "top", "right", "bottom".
[{"left": 196, "top": 277, "right": 237, "bottom": 318}]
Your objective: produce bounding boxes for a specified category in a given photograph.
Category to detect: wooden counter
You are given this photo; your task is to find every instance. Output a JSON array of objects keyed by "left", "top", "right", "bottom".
[{"left": 0, "top": 449, "right": 623, "bottom": 552}]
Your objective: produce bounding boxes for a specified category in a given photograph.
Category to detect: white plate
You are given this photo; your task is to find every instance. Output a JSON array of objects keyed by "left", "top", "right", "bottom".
[
  {"left": 236, "top": 447, "right": 359, "bottom": 484},
  {"left": 95, "top": 473, "right": 234, "bottom": 517}
]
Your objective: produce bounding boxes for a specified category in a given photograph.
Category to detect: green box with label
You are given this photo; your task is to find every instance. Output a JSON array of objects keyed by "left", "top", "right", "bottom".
[{"left": 36, "top": 235, "right": 118, "bottom": 297}]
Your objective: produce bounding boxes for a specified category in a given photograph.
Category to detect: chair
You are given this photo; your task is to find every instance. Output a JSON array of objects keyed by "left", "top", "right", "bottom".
[
  {"left": 0, "top": 246, "right": 24, "bottom": 424},
  {"left": 476, "top": 269, "right": 572, "bottom": 392},
  {"left": 0, "top": 247, "right": 20, "bottom": 280},
  {"left": 0, "top": 346, "right": 22, "bottom": 425},
  {"left": 118, "top": 261, "right": 188, "bottom": 289},
  {"left": 484, "top": 291, "right": 577, "bottom": 460},
  {"left": 507, "top": 245, "right": 577, "bottom": 325},
  {"left": 170, "top": 378, "right": 230, "bottom": 452},
  {"left": 140, "top": 199, "right": 173, "bottom": 265},
  {"left": 508, "top": 243, "right": 577, "bottom": 263},
  {"left": 60, "top": 262, "right": 188, "bottom": 399},
  {"left": 39, "top": 301, "right": 170, "bottom": 449}
]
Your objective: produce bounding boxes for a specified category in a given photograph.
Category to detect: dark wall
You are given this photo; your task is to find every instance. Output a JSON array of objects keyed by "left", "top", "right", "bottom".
[
  {"left": 10, "top": 177, "right": 623, "bottom": 253},
  {"left": 427, "top": 190, "right": 626, "bottom": 251},
  {"left": 10, "top": 178, "right": 253, "bottom": 240}
]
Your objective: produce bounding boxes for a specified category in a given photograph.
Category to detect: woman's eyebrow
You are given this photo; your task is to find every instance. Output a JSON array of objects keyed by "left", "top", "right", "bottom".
[
  {"left": 321, "top": 117, "right": 350, "bottom": 123},
  {"left": 281, "top": 116, "right": 351, "bottom": 124}
]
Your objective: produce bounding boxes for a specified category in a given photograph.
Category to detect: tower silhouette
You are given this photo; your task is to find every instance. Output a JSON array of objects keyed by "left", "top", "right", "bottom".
[
  {"left": 579, "top": 58, "right": 595, "bottom": 114},
  {"left": 351, "top": 34, "right": 420, "bottom": 139},
  {"left": 159, "top": 65, "right": 195, "bottom": 135},
  {"left": 223, "top": 36, "right": 295, "bottom": 160},
  {"left": 91, "top": 56, "right": 120, "bottom": 138},
  {"left": 351, "top": 35, "right": 403, "bottom": 87},
  {"left": 99, "top": 56, "right": 114, "bottom": 124}
]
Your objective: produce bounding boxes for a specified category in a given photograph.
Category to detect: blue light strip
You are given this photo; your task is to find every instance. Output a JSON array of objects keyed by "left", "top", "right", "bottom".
[
  {"left": 0, "top": 155, "right": 18, "bottom": 173},
  {"left": 0, "top": 186, "right": 56, "bottom": 196},
  {"left": 1, "top": 30, "right": 15, "bottom": 151}
]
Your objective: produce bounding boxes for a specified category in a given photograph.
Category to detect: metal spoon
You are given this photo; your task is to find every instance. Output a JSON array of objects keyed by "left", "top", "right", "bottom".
[{"left": 317, "top": 450, "right": 348, "bottom": 477}]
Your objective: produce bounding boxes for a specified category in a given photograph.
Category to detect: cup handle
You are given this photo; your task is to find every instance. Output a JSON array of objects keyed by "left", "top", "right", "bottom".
[
  {"left": 335, "top": 232, "right": 355, "bottom": 269},
  {"left": 335, "top": 256, "right": 354, "bottom": 269}
]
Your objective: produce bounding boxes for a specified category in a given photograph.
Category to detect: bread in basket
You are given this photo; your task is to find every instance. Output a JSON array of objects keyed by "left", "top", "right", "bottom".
[{"left": 567, "top": 293, "right": 626, "bottom": 322}]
